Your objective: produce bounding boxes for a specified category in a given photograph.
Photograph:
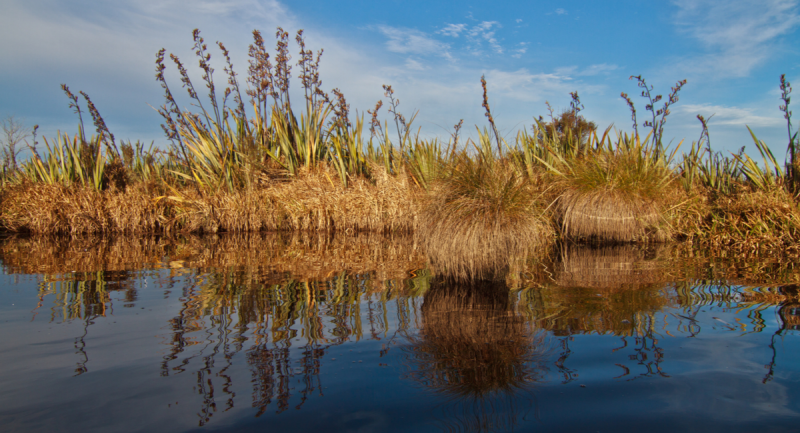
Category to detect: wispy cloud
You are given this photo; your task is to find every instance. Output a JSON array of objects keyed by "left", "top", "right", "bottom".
[
  {"left": 377, "top": 26, "right": 452, "bottom": 59},
  {"left": 437, "top": 23, "right": 467, "bottom": 37},
  {"left": 511, "top": 42, "right": 528, "bottom": 59},
  {"left": 576, "top": 63, "right": 620, "bottom": 76},
  {"left": 466, "top": 21, "right": 503, "bottom": 55},
  {"left": 483, "top": 68, "right": 605, "bottom": 102},
  {"left": 554, "top": 8, "right": 567, "bottom": 15},
  {"left": 679, "top": 103, "right": 784, "bottom": 127},
  {"left": 671, "top": 0, "right": 800, "bottom": 77},
  {"left": 404, "top": 57, "right": 426, "bottom": 71}
]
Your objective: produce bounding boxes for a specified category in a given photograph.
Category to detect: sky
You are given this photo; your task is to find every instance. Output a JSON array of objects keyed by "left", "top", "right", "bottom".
[{"left": 1, "top": 0, "right": 799, "bottom": 157}]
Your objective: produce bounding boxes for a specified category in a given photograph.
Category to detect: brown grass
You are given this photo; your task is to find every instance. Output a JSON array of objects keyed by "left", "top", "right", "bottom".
[
  {"left": 417, "top": 155, "right": 554, "bottom": 282},
  {"left": 166, "top": 164, "right": 418, "bottom": 234},
  {"left": 0, "top": 164, "right": 419, "bottom": 235},
  {"left": 558, "top": 187, "right": 666, "bottom": 242},
  {"left": 0, "top": 182, "right": 167, "bottom": 234}
]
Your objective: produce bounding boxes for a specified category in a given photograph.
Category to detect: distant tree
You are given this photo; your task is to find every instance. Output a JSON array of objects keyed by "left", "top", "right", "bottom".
[
  {"left": 1, "top": 115, "right": 30, "bottom": 170},
  {"left": 539, "top": 109, "right": 597, "bottom": 143},
  {"left": 537, "top": 91, "right": 597, "bottom": 148}
]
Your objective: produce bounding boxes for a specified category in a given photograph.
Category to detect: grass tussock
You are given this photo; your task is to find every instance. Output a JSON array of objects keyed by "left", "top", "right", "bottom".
[
  {"left": 551, "top": 135, "right": 678, "bottom": 242},
  {"left": 417, "top": 152, "right": 554, "bottom": 282}
]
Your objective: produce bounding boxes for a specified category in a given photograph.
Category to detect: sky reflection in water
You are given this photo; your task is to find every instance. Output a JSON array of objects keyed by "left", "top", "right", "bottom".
[{"left": 0, "top": 234, "right": 798, "bottom": 432}]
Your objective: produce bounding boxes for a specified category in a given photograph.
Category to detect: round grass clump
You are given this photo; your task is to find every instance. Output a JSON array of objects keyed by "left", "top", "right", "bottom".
[
  {"left": 417, "top": 154, "right": 554, "bottom": 282},
  {"left": 557, "top": 151, "right": 674, "bottom": 242}
]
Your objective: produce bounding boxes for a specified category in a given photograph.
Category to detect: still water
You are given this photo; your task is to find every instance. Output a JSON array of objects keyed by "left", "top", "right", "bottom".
[{"left": 1, "top": 234, "right": 799, "bottom": 432}]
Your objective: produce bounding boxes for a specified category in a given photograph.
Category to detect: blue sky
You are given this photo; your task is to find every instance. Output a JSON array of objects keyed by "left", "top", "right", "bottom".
[{"left": 1, "top": 0, "right": 799, "bottom": 156}]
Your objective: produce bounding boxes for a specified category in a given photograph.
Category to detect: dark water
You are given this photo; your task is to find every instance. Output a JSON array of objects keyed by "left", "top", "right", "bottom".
[{"left": 1, "top": 234, "right": 799, "bottom": 432}]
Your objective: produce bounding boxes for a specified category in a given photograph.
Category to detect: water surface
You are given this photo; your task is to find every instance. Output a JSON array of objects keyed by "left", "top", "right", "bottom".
[{"left": 1, "top": 234, "right": 799, "bottom": 432}]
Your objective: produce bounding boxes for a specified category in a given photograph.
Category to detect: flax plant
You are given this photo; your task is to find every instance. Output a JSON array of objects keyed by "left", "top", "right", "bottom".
[{"left": 23, "top": 132, "right": 106, "bottom": 191}]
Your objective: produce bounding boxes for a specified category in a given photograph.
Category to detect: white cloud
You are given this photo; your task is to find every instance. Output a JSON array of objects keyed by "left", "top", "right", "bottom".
[
  {"left": 679, "top": 103, "right": 784, "bottom": 127},
  {"left": 576, "top": 63, "right": 620, "bottom": 76},
  {"left": 555, "top": 8, "right": 567, "bottom": 15},
  {"left": 404, "top": 58, "right": 426, "bottom": 71},
  {"left": 437, "top": 23, "right": 467, "bottom": 37},
  {"left": 511, "top": 42, "right": 528, "bottom": 59},
  {"left": 465, "top": 21, "right": 504, "bottom": 55},
  {"left": 671, "top": 0, "right": 800, "bottom": 77},
  {"left": 516, "top": 18, "right": 523, "bottom": 23},
  {"left": 377, "top": 26, "right": 452, "bottom": 59},
  {"left": 483, "top": 68, "right": 592, "bottom": 102}
]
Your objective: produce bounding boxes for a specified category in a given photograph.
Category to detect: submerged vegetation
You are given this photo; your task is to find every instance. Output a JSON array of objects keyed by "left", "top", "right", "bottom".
[{"left": 1, "top": 28, "right": 799, "bottom": 280}]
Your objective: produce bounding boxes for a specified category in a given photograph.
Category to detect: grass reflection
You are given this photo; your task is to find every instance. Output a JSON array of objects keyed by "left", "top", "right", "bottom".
[{"left": 402, "top": 279, "right": 550, "bottom": 432}]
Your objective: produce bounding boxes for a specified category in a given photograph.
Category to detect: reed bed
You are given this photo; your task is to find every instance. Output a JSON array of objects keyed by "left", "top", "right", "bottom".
[{"left": 1, "top": 26, "right": 800, "bottom": 275}]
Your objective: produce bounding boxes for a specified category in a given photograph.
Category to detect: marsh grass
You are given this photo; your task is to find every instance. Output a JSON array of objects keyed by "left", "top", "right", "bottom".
[
  {"left": 417, "top": 150, "right": 553, "bottom": 282},
  {"left": 2, "top": 26, "right": 800, "bottom": 263},
  {"left": 544, "top": 132, "right": 679, "bottom": 242}
]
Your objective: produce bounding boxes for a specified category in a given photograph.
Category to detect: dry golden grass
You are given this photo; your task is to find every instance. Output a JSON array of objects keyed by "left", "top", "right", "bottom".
[
  {"left": 0, "top": 181, "right": 141, "bottom": 236},
  {"left": 165, "top": 163, "right": 419, "bottom": 234},
  {"left": 551, "top": 147, "right": 678, "bottom": 242},
  {"left": 557, "top": 187, "right": 670, "bottom": 242},
  {"left": 0, "top": 181, "right": 167, "bottom": 234},
  {"left": 417, "top": 155, "right": 555, "bottom": 282},
  {"left": 0, "top": 164, "right": 418, "bottom": 235},
  {"left": 700, "top": 188, "right": 800, "bottom": 252}
]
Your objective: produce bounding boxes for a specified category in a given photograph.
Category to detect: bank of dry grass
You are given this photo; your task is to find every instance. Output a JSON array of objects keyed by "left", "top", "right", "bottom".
[{"left": 1, "top": 164, "right": 418, "bottom": 235}]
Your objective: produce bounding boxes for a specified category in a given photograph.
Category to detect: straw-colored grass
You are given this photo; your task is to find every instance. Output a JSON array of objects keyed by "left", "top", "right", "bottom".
[
  {"left": 701, "top": 187, "right": 800, "bottom": 252},
  {"left": 417, "top": 153, "right": 554, "bottom": 281},
  {"left": 553, "top": 142, "right": 678, "bottom": 242},
  {"left": 0, "top": 163, "right": 418, "bottom": 235},
  {"left": 0, "top": 181, "right": 167, "bottom": 234}
]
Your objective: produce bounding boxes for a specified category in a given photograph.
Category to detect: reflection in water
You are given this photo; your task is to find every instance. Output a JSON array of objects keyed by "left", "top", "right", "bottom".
[
  {"left": 2, "top": 236, "right": 800, "bottom": 430},
  {"left": 155, "top": 267, "right": 429, "bottom": 424},
  {"left": 403, "top": 279, "right": 549, "bottom": 432}
]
